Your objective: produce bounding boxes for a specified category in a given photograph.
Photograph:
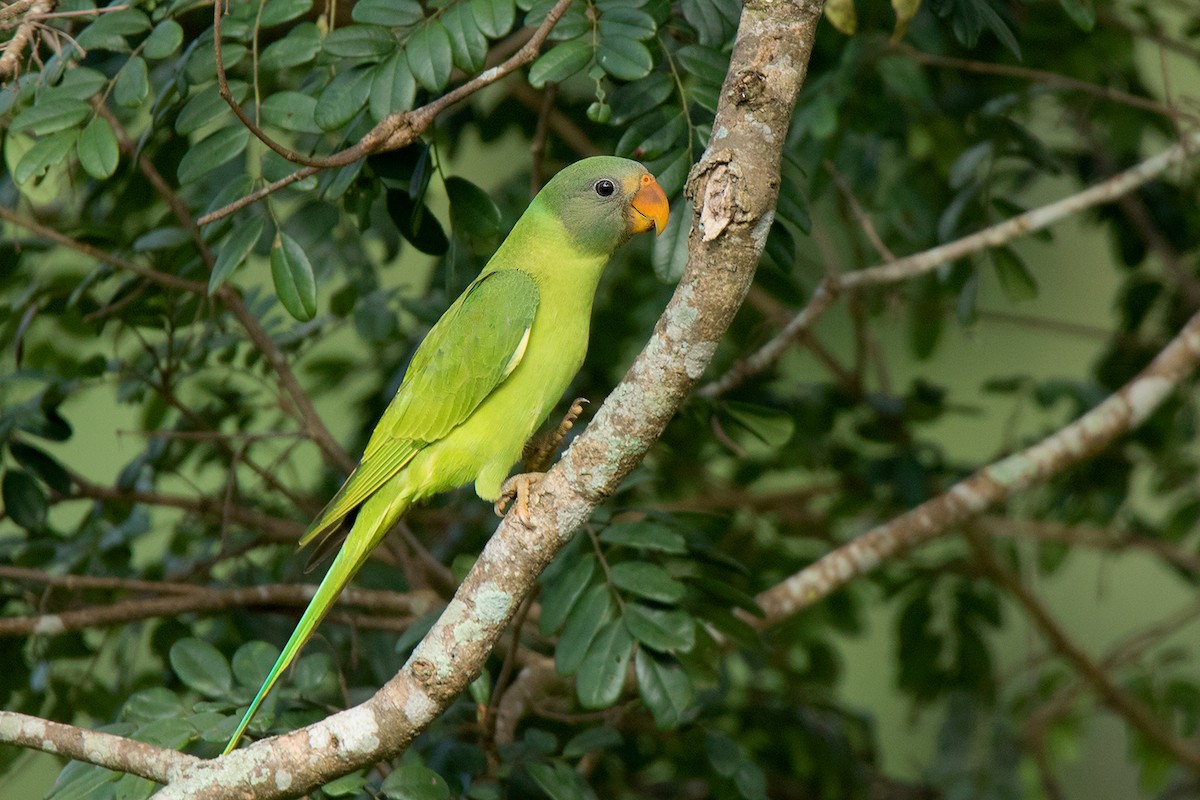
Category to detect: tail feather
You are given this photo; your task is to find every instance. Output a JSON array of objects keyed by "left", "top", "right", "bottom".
[{"left": 222, "top": 491, "right": 411, "bottom": 754}]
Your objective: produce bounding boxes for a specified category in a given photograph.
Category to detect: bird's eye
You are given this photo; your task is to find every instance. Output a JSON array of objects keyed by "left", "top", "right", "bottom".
[{"left": 594, "top": 179, "right": 616, "bottom": 197}]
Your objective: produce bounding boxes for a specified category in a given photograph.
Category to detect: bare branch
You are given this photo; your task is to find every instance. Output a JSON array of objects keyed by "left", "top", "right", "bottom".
[
  {"left": 0, "top": 711, "right": 197, "bottom": 783},
  {"left": 701, "top": 128, "right": 1200, "bottom": 397},
  {"left": 753, "top": 301, "right": 1200, "bottom": 627},
  {"left": 0, "top": 581, "right": 439, "bottom": 637},
  {"left": 899, "top": 43, "right": 1196, "bottom": 122}
]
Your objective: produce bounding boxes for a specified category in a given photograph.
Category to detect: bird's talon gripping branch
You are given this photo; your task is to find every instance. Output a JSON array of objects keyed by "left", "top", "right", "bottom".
[
  {"left": 494, "top": 473, "right": 546, "bottom": 526},
  {"left": 522, "top": 397, "right": 590, "bottom": 472}
]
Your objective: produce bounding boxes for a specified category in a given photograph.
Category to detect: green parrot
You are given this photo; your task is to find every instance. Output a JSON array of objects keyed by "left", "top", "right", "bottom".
[{"left": 222, "top": 156, "right": 669, "bottom": 754}]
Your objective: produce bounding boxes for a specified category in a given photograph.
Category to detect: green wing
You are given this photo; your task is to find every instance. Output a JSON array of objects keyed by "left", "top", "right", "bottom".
[{"left": 299, "top": 269, "right": 539, "bottom": 546}]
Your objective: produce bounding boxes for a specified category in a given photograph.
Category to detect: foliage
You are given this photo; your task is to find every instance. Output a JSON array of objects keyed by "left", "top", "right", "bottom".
[{"left": 3, "top": 0, "right": 1200, "bottom": 799}]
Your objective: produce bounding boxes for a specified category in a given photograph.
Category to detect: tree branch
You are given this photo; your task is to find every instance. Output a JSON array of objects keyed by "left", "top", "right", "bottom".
[
  {"left": 146, "top": 2, "right": 824, "bottom": 797},
  {"left": 0, "top": 0, "right": 52, "bottom": 79},
  {"left": 0, "top": 711, "right": 197, "bottom": 783},
  {"left": 701, "top": 127, "right": 1200, "bottom": 398},
  {"left": 0, "top": 580, "right": 439, "bottom": 637},
  {"left": 966, "top": 531, "right": 1200, "bottom": 772},
  {"left": 753, "top": 300, "right": 1200, "bottom": 628}
]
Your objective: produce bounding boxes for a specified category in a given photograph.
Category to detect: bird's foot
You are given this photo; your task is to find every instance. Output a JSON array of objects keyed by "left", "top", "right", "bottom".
[
  {"left": 522, "top": 397, "right": 589, "bottom": 472},
  {"left": 493, "top": 472, "right": 546, "bottom": 526}
]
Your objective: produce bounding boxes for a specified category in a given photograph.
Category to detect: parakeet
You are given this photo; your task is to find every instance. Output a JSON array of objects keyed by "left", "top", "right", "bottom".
[{"left": 222, "top": 156, "right": 669, "bottom": 754}]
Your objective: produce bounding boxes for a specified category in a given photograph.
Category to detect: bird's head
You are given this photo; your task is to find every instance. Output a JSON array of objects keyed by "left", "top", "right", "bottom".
[{"left": 537, "top": 156, "right": 670, "bottom": 256}]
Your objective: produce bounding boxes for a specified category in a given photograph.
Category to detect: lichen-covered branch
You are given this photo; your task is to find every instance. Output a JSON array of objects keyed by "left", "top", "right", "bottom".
[
  {"left": 0, "top": 711, "right": 197, "bottom": 784},
  {"left": 146, "top": 2, "right": 825, "bottom": 797},
  {"left": 753, "top": 303, "right": 1200, "bottom": 628}
]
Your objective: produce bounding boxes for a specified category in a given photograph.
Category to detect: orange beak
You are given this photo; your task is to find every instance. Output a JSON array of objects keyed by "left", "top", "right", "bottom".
[{"left": 629, "top": 173, "right": 670, "bottom": 236}]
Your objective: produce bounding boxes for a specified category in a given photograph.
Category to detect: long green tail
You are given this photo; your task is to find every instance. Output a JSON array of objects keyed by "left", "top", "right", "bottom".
[{"left": 222, "top": 491, "right": 411, "bottom": 754}]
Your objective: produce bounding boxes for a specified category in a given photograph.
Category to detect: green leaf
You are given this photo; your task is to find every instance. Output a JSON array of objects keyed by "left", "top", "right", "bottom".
[
  {"left": 610, "top": 563, "right": 685, "bottom": 604},
  {"left": 719, "top": 401, "right": 795, "bottom": 447},
  {"left": 406, "top": 22, "right": 454, "bottom": 91},
  {"left": 270, "top": 233, "right": 318, "bottom": 321},
  {"left": 680, "top": 0, "right": 736, "bottom": 47},
  {"left": 76, "top": 116, "right": 120, "bottom": 180},
  {"left": 168, "top": 638, "right": 233, "bottom": 698},
  {"left": 15, "top": 129, "right": 78, "bottom": 184},
  {"left": 576, "top": 619, "right": 634, "bottom": 709},
  {"left": 10, "top": 98, "right": 90, "bottom": 136},
  {"left": 370, "top": 51, "right": 417, "bottom": 120},
  {"left": 526, "top": 762, "right": 591, "bottom": 800},
  {"left": 314, "top": 66, "right": 374, "bottom": 130},
  {"left": 231, "top": 641, "right": 281, "bottom": 689},
  {"left": 675, "top": 44, "right": 729, "bottom": 87},
  {"left": 471, "top": 0, "right": 515, "bottom": 38},
  {"left": 133, "top": 227, "right": 190, "bottom": 251},
  {"left": 386, "top": 190, "right": 449, "bottom": 255},
  {"left": 75, "top": 7, "right": 151, "bottom": 51},
  {"left": 615, "top": 109, "right": 686, "bottom": 160},
  {"left": 209, "top": 216, "right": 265, "bottom": 294},
  {"left": 353, "top": 0, "right": 424, "bottom": 27},
  {"left": 261, "top": 91, "right": 321, "bottom": 133},
  {"left": 322, "top": 772, "right": 368, "bottom": 797},
  {"left": 8, "top": 441, "right": 71, "bottom": 495},
  {"left": 555, "top": 583, "right": 612, "bottom": 676},
  {"left": 596, "top": 35, "right": 653, "bottom": 81},
  {"left": 443, "top": 4, "right": 488, "bottom": 73},
  {"left": 635, "top": 649, "right": 693, "bottom": 729},
  {"left": 599, "top": 519, "right": 687, "bottom": 554},
  {"left": 260, "top": 23, "right": 322, "bottom": 70},
  {"left": 651, "top": 201, "right": 689, "bottom": 281},
  {"left": 623, "top": 604, "right": 694, "bottom": 653},
  {"left": 529, "top": 39, "right": 592, "bottom": 88},
  {"left": 323, "top": 24, "right": 396, "bottom": 59},
  {"left": 1056, "top": 0, "right": 1094, "bottom": 30},
  {"left": 260, "top": 0, "right": 313, "bottom": 27},
  {"left": 177, "top": 125, "right": 249, "bottom": 184},
  {"left": 143, "top": 20, "right": 184, "bottom": 59},
  {"left": 992, "top": 248, "right": 1038, "bottom": 302},
  {"left": 380, "top": 764, "right": 450, "bottom": 800},
  {"left": 562, "top": 726, "right": 621, "bottom": 758},
  {"left": 122, "top": 688, "right": 184, "bottom": 723},
  {"left": 539, "top": 554, "right": 597, "bottom": 636},
  {"left": 2, "top": 469, "right": 47, "bottom": 531},
  {"left": 54, "top": 67, "right": 108, "bottom": 101},
  {"left": 131, "top": 718, "right": 196, "bottom": 749},
  {"left": 175, "top": 82, "right": 246, "bottom": 136},
  {"left": 113, "top": 56, "right": 150, "bottom": 109},
  {"left": 446, "top": 176, "right": 502, "bottom": 252},
  {"left": 46, "top": 761, "right": 121, "bottom": 800},
  {"left": 609, "top": 72, "right": 673, "bottom": 125},
  {"left": 598, "top": 6, "right": 656, "bottom": 41}
]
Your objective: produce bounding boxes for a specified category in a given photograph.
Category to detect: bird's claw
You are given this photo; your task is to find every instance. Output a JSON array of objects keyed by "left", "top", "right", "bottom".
[{"left": 493, "top": 472, "right": 545, "bottom": 526}]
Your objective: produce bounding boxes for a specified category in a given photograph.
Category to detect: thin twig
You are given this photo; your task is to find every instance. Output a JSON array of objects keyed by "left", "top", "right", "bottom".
[
  {"left": 0, "top": 582, "right": 439, "bottom": 637},
  {"left": 899, "top": 43, "right": 1194, "bottom": 122},
  {"left": 701, "top": 128, "right": 1200, "bottom": 398},
  {"left": 966, "top": 530, "right": 1200, "bottom": 772},
  {"left": 203, "top": 0, "right": 575, "bottom": 215}
]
